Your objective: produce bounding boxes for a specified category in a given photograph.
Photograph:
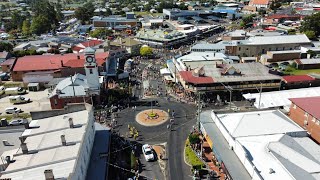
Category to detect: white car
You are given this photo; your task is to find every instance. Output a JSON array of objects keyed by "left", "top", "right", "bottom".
[
  {"left": 5, "top": 107, "right": 21, "bottom": 114},
  {"left": 9, "top": 119, "right": 25, "bottom": 126},
  {"left": 142, "top": 144, "right": 154, "bottom": 161}
]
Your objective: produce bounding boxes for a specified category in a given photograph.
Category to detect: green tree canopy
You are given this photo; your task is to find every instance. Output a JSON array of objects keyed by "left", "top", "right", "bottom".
[
  {"left": 0, "top": 42, "right": 13, "bottom": 52},
  {"left": 300, "top": 12, "right": 320, "bottom": 37},
  {"left": 304, "top": 30, "right": 316, "bottom": 40},
  {"left": 240, "top": 15, "right": 255, "bottom": 28},
  {"left": 89, "top": 28, "right": 113, "bottom": 39},
  {"left": 140, "top": 46, "right": 153, "bottom": 56},
  {"left": 30, "top": 15, "right": 50, "bottom": 35},
  {"left": 75, "top": 2, "right": 95, "bottom": 24},
  {"left": 22, "top": 20, "right": 31, "bottom": 36}
]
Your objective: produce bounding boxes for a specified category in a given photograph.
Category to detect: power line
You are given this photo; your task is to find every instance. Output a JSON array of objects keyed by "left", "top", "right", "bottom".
[{"left": 107, "top": 162, "right": 154, "bottom": 180}]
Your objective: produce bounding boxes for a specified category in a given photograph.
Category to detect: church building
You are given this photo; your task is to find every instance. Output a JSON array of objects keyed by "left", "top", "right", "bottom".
[{"left": 49, "top": 47, "right": 101, "bottom": 109}]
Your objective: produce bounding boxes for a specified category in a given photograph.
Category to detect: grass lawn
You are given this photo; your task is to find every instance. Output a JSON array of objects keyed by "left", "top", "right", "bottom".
[
  {"left": 285, "top": 68, "right": 320, "bottom": 75},
  {"left": 0, "top": 113, "right": 31, "bottom": 121},
  {"left": 185, "top": 144, "right": 204, "bottom": 168}
]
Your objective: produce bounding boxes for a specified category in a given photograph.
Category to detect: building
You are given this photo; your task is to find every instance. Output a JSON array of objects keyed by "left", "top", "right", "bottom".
[
  {"left": 243, "top": 86, "right": 320, "bottom": 110},
  {"left": 0, "top": 104, "right": 95, "bottom": 180},
  {"left": 295, "top": 58, "right": 320, "bottom": 70},
  {"left": 135, "top": 29, "right": 187, "bottom": 48},
  {"left": 222, "top": 30, "right": 250, "bottom": 40},
  {"left": 0, "top": 51, "right": 11, "bottom": 63},
  {"left": 141, "top": 18, "right": 164, "bottom": 28},
  {"left": 72, "top": 39, "right": 104, "bottom": 53},
  {"left": 171, "top": 59, "right": 281, "bottom": 94},
  {"left": 281, "top": 75, "right": 320, "bottom": 90},
  {"left": 0, "top": 58, "right": 16, "bottom": 73},
  {"left": 163, "top": 9, "right": 198, "bottom": 20},
  {"left": 226, "top": 34, "right": 311, "bottom": 57},
  {"left": 263, "top": 14, "right": 303, "bottom": 24},
  {"left": 191, "top": 43, "right": 226, "bottom": 53},
  {"left": 289, "top": 96, "right": 320, "bottom": 143},
  {"left": 49, "top": 48, "right": 101, "bottom": 109},
  {"left": 11, "top": 52, "right": 109, "bottom": 82},
  {"left": 110, "top": 37, "right": 142, "bottom": 55},
  {"left": 92, "top": 15, "right": 137, "bottom": 29},
  {"left": 260, "top": 50, "right": 301, "bottom": 63},
  {"left": 249, "top": 0, "right": 269, "bottom": 9},
  {"left": 200, "top": 109, "right": 320, "bottom": 180}
]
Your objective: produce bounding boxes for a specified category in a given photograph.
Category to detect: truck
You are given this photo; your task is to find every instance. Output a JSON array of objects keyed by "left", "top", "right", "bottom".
[
  {"left": 5, "top": 87, "right": 26, "bottom": 95},
  {"left": 0, "top": 86, "right": 5, "bottom": 95},
  {"left": 9, "top": 95, "right": 30, "bottom": 104}
]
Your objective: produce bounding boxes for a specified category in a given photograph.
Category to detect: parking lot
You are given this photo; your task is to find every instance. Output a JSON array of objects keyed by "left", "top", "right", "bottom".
[{"left": 0, "top": 89, "right": 51, "bottom": 115}]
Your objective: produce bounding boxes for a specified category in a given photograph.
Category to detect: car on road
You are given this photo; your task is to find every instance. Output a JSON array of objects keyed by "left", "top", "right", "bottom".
[
  {"left": 9, "top": 119, "right": 25, "bottom": 126},
  {"left": 5, "top": 107, "right": 22, "bottom": 114},
  {"left": 142, "top": 144, "right": 155, "bottom": 162}
]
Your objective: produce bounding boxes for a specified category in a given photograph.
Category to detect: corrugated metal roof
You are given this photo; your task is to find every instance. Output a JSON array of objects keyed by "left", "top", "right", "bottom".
[{"left": 290, "top": 96, "right": 320, "bottom": 119}]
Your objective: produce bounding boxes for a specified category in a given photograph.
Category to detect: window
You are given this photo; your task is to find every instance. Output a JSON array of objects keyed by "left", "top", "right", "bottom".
[
  {"left": 90, "top": 69, "right": 93, "bottom": 74},
  {"left": 54, "top": 99, "right": 57, "bottom": 105},
  {"left": 239, "top": 47, "right": 241, "bottom": 51},
  {"left": 316, "top": 120, "right": 320, "bottom": 125},
  {"left": 305, "top": 112, "right": 309, "bottom": 117},
  {"left": 312, "top": 117, "right": 316, "bottom": 122}
]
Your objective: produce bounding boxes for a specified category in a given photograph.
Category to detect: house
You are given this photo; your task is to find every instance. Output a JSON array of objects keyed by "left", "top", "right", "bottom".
[
  {"left": 11, "top": 52, "right": 109, "bottom": 82},
  {"left": 289, "top": 96, "right": 320, "bottom": 143},
  {"left": 0, "top": 51, "right": 11, "bottom": 63},
  {"left": 260, "top": 50, "right": 301, "bottom": 63},
  {"left": 72, "top": 39, "right": 104, "bottom": 53},
  {"left": 248, "top": 0, "right": 269, "bottom": 9},
  {"left": 0, "top": 104, "right": 95, "bottom": 180},
  {"left": 281, "top": 75, "right": 320, "bottom": 90},
  {"left": 0, "top": 58, "right": 16, "bottom": 72}
]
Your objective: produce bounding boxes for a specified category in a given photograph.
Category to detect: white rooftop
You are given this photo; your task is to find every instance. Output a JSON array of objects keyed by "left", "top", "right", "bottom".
[
  {"left": 243, "top": 87, "right": 320, "bottom": 109},
  {"left": 215, "top": 110, "right": 305, "bottom": 138},
  {"left": 242, "top": 34, "right": 311, "bottom": 45},
  {"left": 0, "top": 107, "right": 92, "bottom": 180}
]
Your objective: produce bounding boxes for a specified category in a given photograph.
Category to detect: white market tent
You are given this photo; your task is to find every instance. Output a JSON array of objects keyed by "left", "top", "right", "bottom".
[{"left": 243, "top": 87, "right": 320, "bottom": 111}]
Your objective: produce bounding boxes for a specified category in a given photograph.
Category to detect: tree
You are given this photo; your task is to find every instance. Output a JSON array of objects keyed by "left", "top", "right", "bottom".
[
  {"left": 89, "top": 28, "right": 113, "bottom": 39},
  {"left": 300, "top": 12, "right": 320, "bottom": 37},
  {"left": 270, "top": 1, "right": 281, "bottom": 13},
  {"left": 240, "top": 15, "right": 255, "bottom": 28},
  {"left": 30, "top": 15, "right": 50, "bottom": 35},
  {"left": 140, "top": 46, "right": 153, "bottom": 56},
  {"left": 0, "top": 42, "right": 13, "bottom": 52},
  {"left": 188, "top": 133, "right": 200, "bottom": 144},
  {"left": 22, "top": 20, "right": 31, "bottom": 36},
  {"left": 304, "top": 30, "right": 316, "bottom": 40},
  {"left": 287, "top": 29, "right": 296, "bottom": 35},
  {"left": 75, "top": 2, "right": 95, "bottom": 24},
  {"left": 307, "top": 50, "right": 316, "bottom": 58}
]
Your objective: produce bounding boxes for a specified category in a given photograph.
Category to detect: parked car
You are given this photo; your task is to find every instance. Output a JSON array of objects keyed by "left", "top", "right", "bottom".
[
  {"left": 5, "top": 87, "right": 26, "bottom": 95},
  {"left": 0, "top": 72, "right": 9, "bottom": 81},
  {"left": 5, "top": 107, "right": 21, "bottom": 114},
  {"left": 9, "top": 95, "right": 30, "bottom": 104},
  {"left": 142, "top": 144, "right": 155, "bottom": 162},
  {"left": 9, "top": 119, "right": 25, "bottom": 126}
]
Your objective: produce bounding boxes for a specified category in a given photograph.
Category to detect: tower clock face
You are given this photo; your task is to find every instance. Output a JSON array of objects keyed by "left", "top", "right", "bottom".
[{"left": 86, "top": 56, "right": 94, "bottom": 63}]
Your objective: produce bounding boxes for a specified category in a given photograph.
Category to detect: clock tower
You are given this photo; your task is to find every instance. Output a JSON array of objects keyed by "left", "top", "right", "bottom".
[{"left": 84, "top": 47, "right": 100, "bottom": 90}]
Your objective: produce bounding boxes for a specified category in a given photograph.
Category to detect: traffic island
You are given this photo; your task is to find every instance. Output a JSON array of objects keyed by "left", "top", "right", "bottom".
[{"left": 135, "top": 109, "right": 169, "bottom": 126}]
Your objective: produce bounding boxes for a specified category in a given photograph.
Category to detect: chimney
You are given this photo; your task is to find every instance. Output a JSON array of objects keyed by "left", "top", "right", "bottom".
[
  {"left": 61, "top": 135, "right": 67, "bottom": 146},
  {"left": 77, "top": 54, "right": 80, "bottom": 59},
  {"left": 60, "top": 60, "right": 64, "bottom": 67},
  {"left": 21, "top": 143, "right": 28, "bottom": 154},
  {"left": 24, "top": 121, "right": 29, "bottom": 129},
  {"left": 44, "top": 169, "right": 54, "bottom": 180},
  {"left": 19, "top": 136, "right": 26, "bottom": 143},
  {"left": 68, "top": 118, "right": 74, "bottom": 128}
]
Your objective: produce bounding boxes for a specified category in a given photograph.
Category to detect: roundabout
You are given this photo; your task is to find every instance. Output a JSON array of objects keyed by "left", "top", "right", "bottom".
[{"left": 136, "top": 109, "right": 170, "bottom": 126}]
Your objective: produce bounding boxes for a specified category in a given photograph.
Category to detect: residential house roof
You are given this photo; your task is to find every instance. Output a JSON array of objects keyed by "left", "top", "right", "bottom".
[
  {"left": 296, "top": 58, "right": 320, "bottom": 65},
  {"left": 13, "top": 52, "right": 108, "bottom": 72},
  {"left": 282, "top": 75, "right": 315, "bottom": 83},
  {"left": 0, "top": 58, "right": 16, "bottom": 66},
  {"left": 249, "top": 0, "right": 269, "bottom": 5},
  {"left": 0, "top": 51, "right": 9, "bottom": 59},
  {"left": 290, "top": 96, "right": 320, "bottom": 120}
]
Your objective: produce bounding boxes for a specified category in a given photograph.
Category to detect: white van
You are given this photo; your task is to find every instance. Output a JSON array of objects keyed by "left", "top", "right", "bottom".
[
  {"left": 9, "top": 95, "right": 30, "bottom": 104},
  {"left": 5, "top": 87, "right": 26, "bottom": 95},
  {"left": 0, "top": 86, "right": 5, "bottom": 95}
]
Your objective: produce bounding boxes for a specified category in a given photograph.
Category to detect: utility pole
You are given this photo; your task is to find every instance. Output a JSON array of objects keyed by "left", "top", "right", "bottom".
[
  {"left": 220, "top": 82, "right": 233, "bottom": 110},
  {"left": 258, "top": 82, "right": 262, "bottom": 109},
  {"left": 197, "top": 92, "right": 202, "bottom": 131}
]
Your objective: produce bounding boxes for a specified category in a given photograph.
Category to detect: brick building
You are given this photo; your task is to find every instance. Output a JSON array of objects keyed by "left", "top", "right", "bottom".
[
  {"left": 260, "top": 50, "right": 301, "bottom": 63},
  {"left": 11, "top": 52, "right": 108, "bottom": 82},
  {"left": 280, "top": 75, "right": 320, "bottom": 90},
  {"left": 295, "top": 58, "right": 320, "bottom": 70},
  {"left": 288, "top": 97, "right": 320, "bottom": 143}
]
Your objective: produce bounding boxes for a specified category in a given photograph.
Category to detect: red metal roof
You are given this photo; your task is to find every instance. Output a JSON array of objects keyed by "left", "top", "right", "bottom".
[
  {"left": 282, "top": 75, "right": 315, "bottom": 83},
  {"left": 266, "top": 14, "right": 302, "bottom": 20},
  {"left": 290, "top": 96, "right": 320, "bottom": 120},
  {"left": 81, "top": 39, "right": 104, "bottom": 47},
  {"left": 179, "top": 71, "right": 214, "bottom": 84},
  {"left": 249, "top": 0, "right": 269, "bottom": 5},
  {"left": 0, "top": 58, "right": 15, "bottom": 66},
  {"left": 13, "top": 52, "right": 108, "bottom": 72}
]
